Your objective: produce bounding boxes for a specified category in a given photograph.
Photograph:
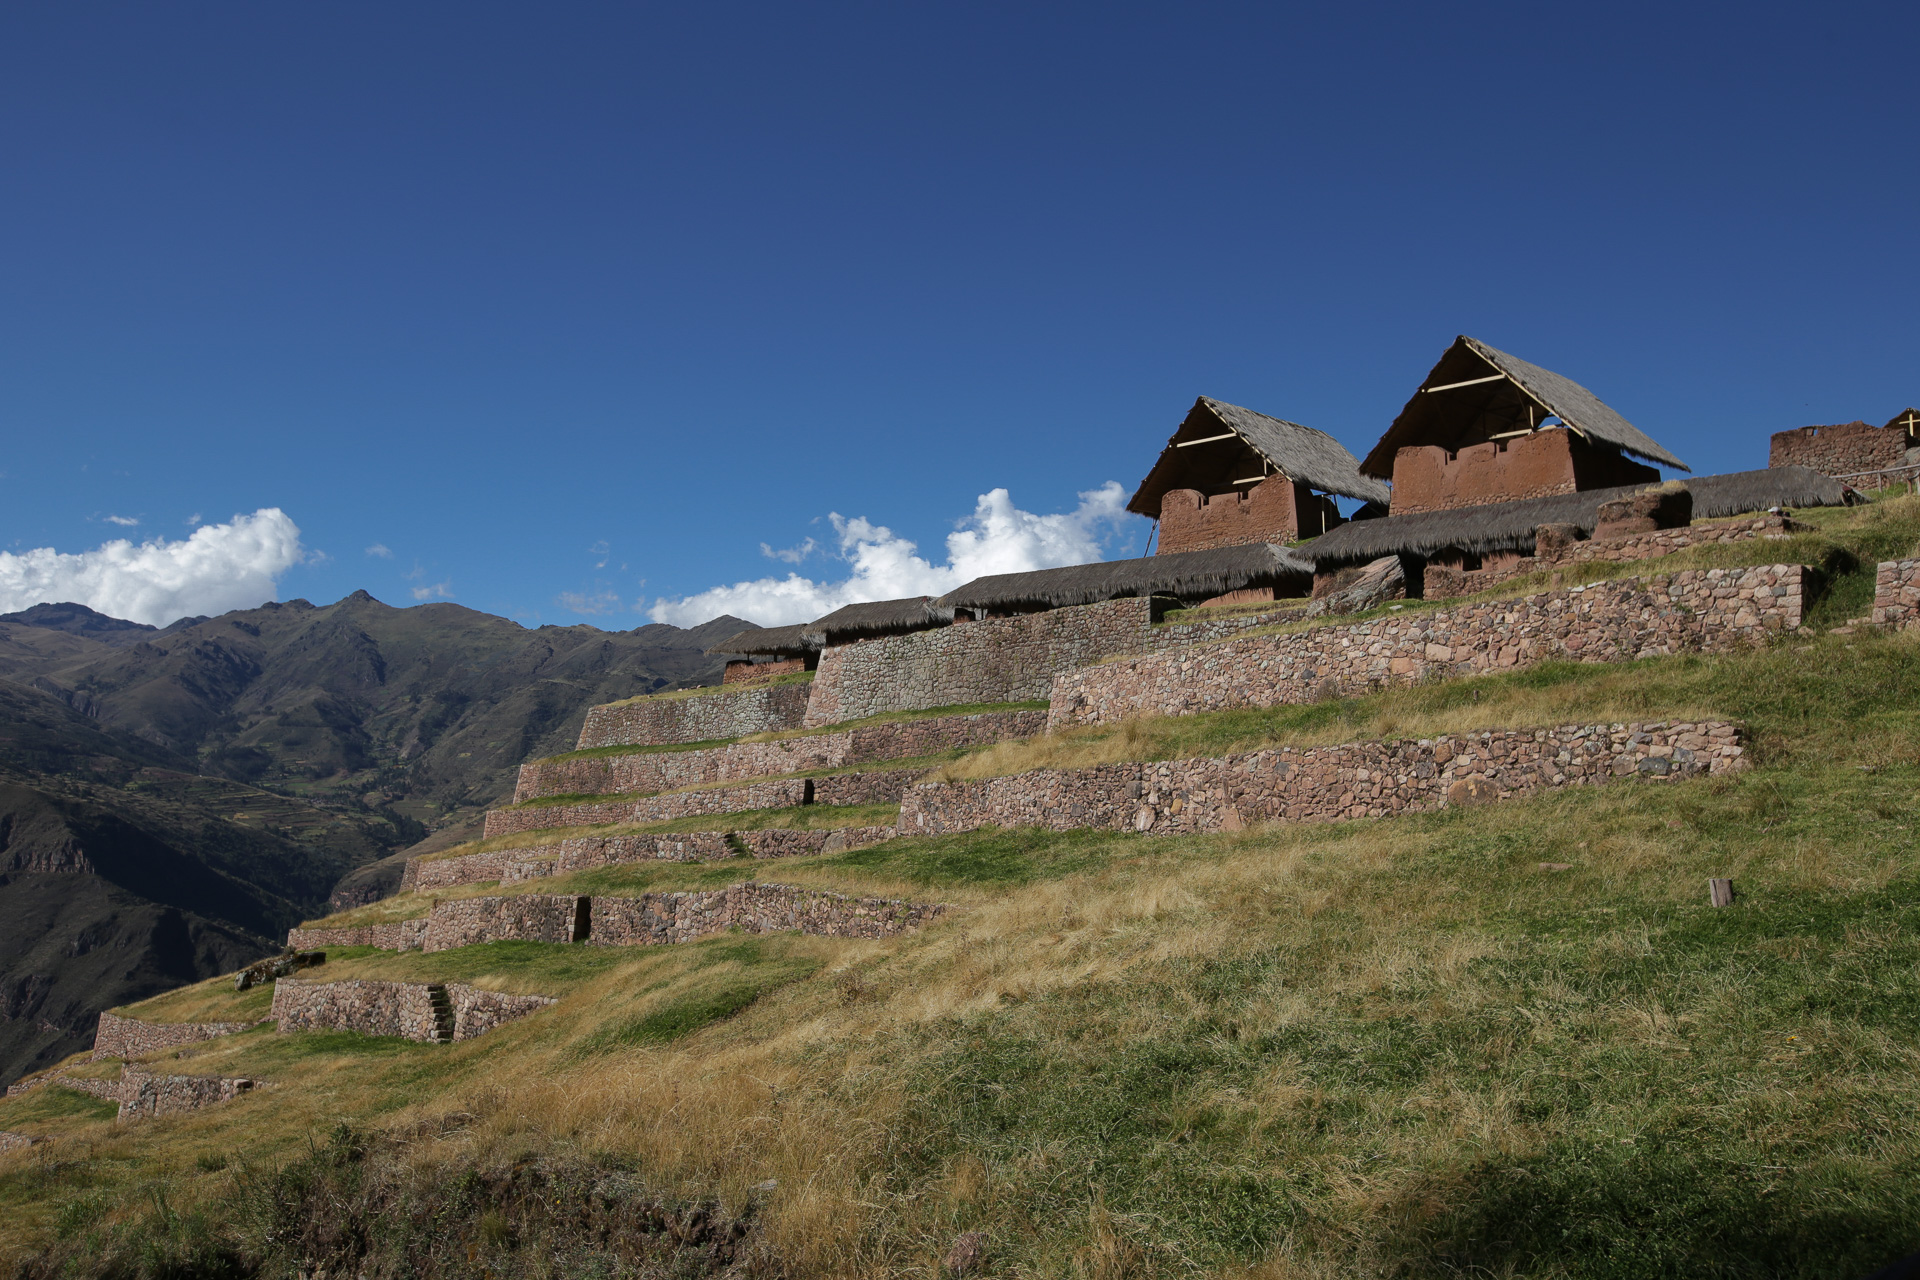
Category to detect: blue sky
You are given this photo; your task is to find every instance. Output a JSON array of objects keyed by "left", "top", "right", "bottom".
[{"left": 2, "top": 2, "right": 1914, "bottom": 628}]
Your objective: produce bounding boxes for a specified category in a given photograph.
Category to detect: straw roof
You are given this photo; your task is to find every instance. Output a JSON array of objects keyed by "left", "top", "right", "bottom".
[
  {"left": 1302, "top": 467, "right": 1853, "bottom": 570},
  {"left": 1361, "top": 336, "right": 1688, "bottom": 477},
  {"left": 1685, "top": 466, "right": 1853, "bottom": 518},
  {"left": 1128, "top": 396, "right": 1390, "bottom": 518},
  {"left": 705, "top": 623, "right": 819, "bottom": 657},
  {"left": 801, "top": 597, "right": 952, "bottom": 648},
  {"left": 938, "top": 542, "right": 1313, "bottom": 613}
]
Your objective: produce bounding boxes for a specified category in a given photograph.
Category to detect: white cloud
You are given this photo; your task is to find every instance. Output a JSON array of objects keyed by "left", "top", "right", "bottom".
[
  {"left": 0, "top": 509, "right": 304, "bottom": 626},
  {"left": 761, "top": 537, "right": 818, "bottom": 565},
  {"left": 185, "top": 513, "right": 203, "bottom": 527},
  {"left": 103, "top": 515, "right": 139, "bottom": 527},
  {"left": 648, "top": 483, "right": 1137, "bottom": 627},
  {"left": 558, "top": 589, "right": 625, "bottom": 615},
  {"left": 410, "top": 580, "right": 453, "bottom": 601},
  {"left": 365, "top": 543, "right": 393, "bottom": 559}
]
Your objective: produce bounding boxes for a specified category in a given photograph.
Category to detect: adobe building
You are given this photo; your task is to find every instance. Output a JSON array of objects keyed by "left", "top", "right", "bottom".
[
  {"left": 1769, "top": 408, "right": 1919, "bottom": 483},
  {"left": 1361, "top": 336, "right": 1689, "bottom": 515},
  {"left": 707, "top": 623, "right": 819, "bottom": 684},
  {"left": 1127, "top": 397, "right": 1391, "bottom": 555}
]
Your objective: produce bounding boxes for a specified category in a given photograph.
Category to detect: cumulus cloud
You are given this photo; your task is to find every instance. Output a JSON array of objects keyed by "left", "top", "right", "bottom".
[
  {"left": 411, "top": 580, "right": 453, "bottom": 601},
  {"left": 648, "top": 483, "right": 1137, "bottom": 627},
  {"left": 0, "top": 509, "right": 304, "bottom": 626},
  {"left": 365, "top": 543, "right": 393, "bottom": 558},
  {"left": 760, "top": 537, "right": 818, "bottom": 565}
]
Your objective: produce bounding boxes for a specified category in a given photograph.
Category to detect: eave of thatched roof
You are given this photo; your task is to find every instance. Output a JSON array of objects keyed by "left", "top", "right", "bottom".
[
  {"left": 1359, "top": 336, "right": 1688, "bottom": 478},
  {"left": 1300, "top": 466, "right": 1853, "bottom": 570},
  {"left": 1685, "top": 466, "right": 1852, "bottom": 518},
  {"left": 800, "top": 596, "right": 952, "bottom": 648},
  {"left": 937, "top": 542, "right": 1313, "bottom": 612},
  {"left": 706, "top": 623, "right": 820, "bottom": 657},
  {"left": 1128, "top": 396, "right": 1390, "bottom": 518}
]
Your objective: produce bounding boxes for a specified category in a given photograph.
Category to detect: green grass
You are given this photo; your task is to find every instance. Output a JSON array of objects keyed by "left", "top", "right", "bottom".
[
  {"left": 1, "top": 1087, "right": 118, "bottom": 1127},
  {"left": 572, "top": 937, "right": 821, "bottom": 1054}
]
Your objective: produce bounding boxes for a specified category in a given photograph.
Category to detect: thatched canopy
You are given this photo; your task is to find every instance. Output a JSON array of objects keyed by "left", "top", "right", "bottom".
[
  {"left": 1360, "top": 336, "right": 1688, "bottom": 478},
  {"left": 938, "top": 543, "right": 1313, "bottom": 613},
  {"left": 801, "top": 596, "right": 951, "bottom": 648},
  {"left": 1128, "top": 396, "right": 1390, "bottom": 518},
  {"left": 1686, "top": 466, "right": 1852, "bottom": 518},
  {"left": 706, "top": 623, "right": 818, "bottom": 657},
  {"left": 1302, "top": 466, "right": 1853, "bottom": 571}
]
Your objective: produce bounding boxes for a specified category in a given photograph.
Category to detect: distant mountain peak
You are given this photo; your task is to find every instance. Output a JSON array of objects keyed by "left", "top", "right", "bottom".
[{"left": 0, "top": 602, "right": 156, "bottom": 637}]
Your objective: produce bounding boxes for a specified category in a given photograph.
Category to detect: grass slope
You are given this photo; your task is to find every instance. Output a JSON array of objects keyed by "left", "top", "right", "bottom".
[{"left": 5, "top": 623, "right": 1920, "bottom": 1274}]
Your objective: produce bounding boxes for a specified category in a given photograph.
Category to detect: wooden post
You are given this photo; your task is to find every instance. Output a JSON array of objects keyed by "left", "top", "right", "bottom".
[{"left": 1709, "top": 878, "right": 1734, "bottom": 907}]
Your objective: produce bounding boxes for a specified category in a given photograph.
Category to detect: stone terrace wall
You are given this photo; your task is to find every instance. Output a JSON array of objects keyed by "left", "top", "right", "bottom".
[
  {"left": 404, "top": 825, "right": 898, "bottom": 892},
  {"left": 1051, "top": 566, "right": 1803, "bottom": 729},
  {"left": 1425, "top": 515, "right": 1808, "bottom": 600},
  {"left": 1150, "top": 604, "right": 1312, "bottom": 648},
  {"left": 1873, "top": 560, "right": 1920, "bottom": 629},
  {"left": 901, "top": 721, "right": 1745, "bottom": 837},
  {"left": 287, "top": 918, "right": 430, "bottom": 951},
  {"left": 576, "top": 680, "right": 813, "bottom": 750},
  {"left": 1770, "top": 419, "right": 1911, "bottom": 478},
  {"left": 591, "top": 882, "right": 945, "bottom": 946},
  {"left": 421, "top": 894, "right": 583, "bottom": 952},
  {"left": 516, "top": 709, "right": 1045, "bottom": 802},
  {"left": 0, "top": 1131, "right": 34, "bottom": 1152},
  {"left": 117, "top": 1067, "right": 259, "bottom": 1120},
  {"left": 483, "top": 768, "right": 922, "bottom": 838},
  {"left": 91, "top": 1012, "right": 257, "bottom": 1061},
  {"left": 804, "top": 599, "right": 1153, "bottom": 728},
  {"left": 271, "top": 979, "right": 552, "bottom": 1043}
]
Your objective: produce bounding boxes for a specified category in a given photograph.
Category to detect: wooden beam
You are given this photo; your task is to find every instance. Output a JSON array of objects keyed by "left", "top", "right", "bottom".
[
  {"left": 1422, "top": 373, "right": 1508, "bottom": 393},
  {"left": 1174, "top": 432, "right": 1239, "bottom": 448}
]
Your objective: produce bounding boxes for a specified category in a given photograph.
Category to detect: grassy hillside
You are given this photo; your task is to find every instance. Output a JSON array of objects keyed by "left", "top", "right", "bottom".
[{"left": 4, "top": 626, "right": 1918, "bottom": 1278}]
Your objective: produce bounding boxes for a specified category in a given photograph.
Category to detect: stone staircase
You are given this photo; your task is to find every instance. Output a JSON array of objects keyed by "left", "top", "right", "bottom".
[{"left": 426, "top": 984, "right": 455, "bottom": 1044}]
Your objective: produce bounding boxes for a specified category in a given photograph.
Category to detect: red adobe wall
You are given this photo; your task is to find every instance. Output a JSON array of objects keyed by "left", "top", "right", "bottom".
[
  {"left": 1769, "top": 419, "right": 1912, "bottom": 480},
  {"left": 1157, "top": 477, "right": 1337, "bottom": 553},
  {"left": 723, "top": 658, "right": 808, "bottom": 685},
  {"left": 1389, "top": 429, "right": 1658, "bottom": 515}
]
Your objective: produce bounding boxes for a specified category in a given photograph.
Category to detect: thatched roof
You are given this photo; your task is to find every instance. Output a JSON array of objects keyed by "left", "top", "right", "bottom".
[
  {"left": 938, "top": 542, "right": 1313, "bottom": 613},
  {"left": 1128, "top": 396, "right": 1390, "bottom": 517},
  {"left": 1685, "top": 466, "right": 1853, "bottom": 518},
  {"left": 1302, "top": 466, "right": 1853, "bottom": 570},
  {"left": 801, "top": 597, "right": 951, "bottom": 648},
  {"left": 1360, "top": 336, "right": 1688, "bottom": 477},
  {"left": 705, "top": 623, "right": 818, "bottom": 657}
]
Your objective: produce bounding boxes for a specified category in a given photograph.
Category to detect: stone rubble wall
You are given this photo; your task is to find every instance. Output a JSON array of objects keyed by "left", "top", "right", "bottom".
[
  {"left": 576, "top": 680, "right": 813, "bottom": 750},
  {"left": 421, "top": 894, "right": 582, "bottom": 952},
  {"left": 900, "top": 721, "right": 1746, "bottom": 837},
  {"left": 1425, "top": 515, "right": 1809, "bottom": 599},
  {"left": 590, "top": 882, "right": 945, "bottom": 947},
  {"left": 116, "top": 1067, "right": 259, "bottom": 1120},
  {"left": 286, "top": 918, "right": 430, "bottom": 952},
  {"left": 483, "top": 768, "right": 922, "bottom": 838},
  {"left": 0, "top": 1131, "right": 34, "bottom": 1152},
  {"left": 400, "top": 825, "right": 898, "bottom": 893},
  {"left": 1148, "top": 604, "right": 1314, "bottom": 647},
  {"left": 515, "top": 709, "right": 1045, "bottom": 802},
  {"left": 1050, "top": 566, "right": 1803, "bottom": 729},
  {"left": 91, "top": 1011, "right": 258, "bottom": 1061},
  {"left": 270, "top": 979, "right": 553, "bottom": 1043},
  {"left": 1770, "top": 419, "right": 1912, "bottom": 479},
  {"left": 1873, "top": 559, "right": 1920, "bottom": 629},
  {"left": 803, "top": 599, "right": 1154, "bottom": 728}
]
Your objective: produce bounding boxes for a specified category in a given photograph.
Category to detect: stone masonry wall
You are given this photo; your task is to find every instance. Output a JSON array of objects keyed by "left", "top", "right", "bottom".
[
  {"left": 900, "top": 721, "right": 1745, "bottom": 837},
  {"left": 403, "top": 825, "right": 898, "bottom": 892},
  {"left": 117, "top": 1067, "right": 259, "bottom": 1120},
  {"left": 271, "top": 979, "right": 553, "bottom": 1042},
  {"left": 516, "top": 709, "right": 1045, "bottom": 802},
  {"left": 1770, "top": 419, "right": 1911, "bottom": 479},
  {"left": 421, "top": 894, "right": 583, "bottom": 952},
  {"left": 1873, "top": 559, "right": 1920, "bottom": 629},
  {"left": 1424, "top": 515, "right": 1809, "bottom": 600},
  {"left": 483, "top": 767, "right": 923, "bottom": 838},
  {"left": 590, "top": 882, "right": 945, "bottom": 946},
  {"left": 576, "top": 679, "right": 813, "bottom": 750},
  {"left": 91, "top": 1012, "right": 257, "bottom": 1061},
  {"left": 286, "top": 918, "right": 430, "bottom": 951},
  {"left": 804, "top": 598, "right": 1154, "bottom": 728},
  {"left": 1050, "top": 566, "right": 1803, "bottom": 729}
]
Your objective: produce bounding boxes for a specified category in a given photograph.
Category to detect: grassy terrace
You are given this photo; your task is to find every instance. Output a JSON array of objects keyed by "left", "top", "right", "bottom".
[
  {"left": 502, "top": 750, "right": 956, "bottom": 810},
  {"left": 6, "top": 619, "right": 1920, "bottom": 1275},
  {"left": 537, "top": 698, "right": 1049, "bottom": 762},
  {"left": 593, "top": 670, "right": 814, "bottom": 711}
]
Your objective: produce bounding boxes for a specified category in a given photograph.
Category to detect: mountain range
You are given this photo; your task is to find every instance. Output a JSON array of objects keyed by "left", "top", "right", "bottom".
[{"left": 0, "top": 593, "right": 752, "bottom": 1084}]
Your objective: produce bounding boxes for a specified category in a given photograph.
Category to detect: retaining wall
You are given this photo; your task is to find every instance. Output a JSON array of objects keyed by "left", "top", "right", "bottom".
[
  {"left": 401, "top": 825, "right": 897, "bottom": 892},
  {"left": 1770, "top": 419, "right": 1912, "bottom": 478},
  {"left": 0, "top": 1131, "right": 33, "bottom": 1152},
  {"left": 271, "top": 979, "right": 553, "bottom": 1043},
  {"left": 804, "top": 599, "right": 1154, "bottom": 728},
  {"left": 1425, "top": 515, "right": 1808, "bottom": 600},
  {"left": 590, "top": 882, "right": 946, "bottom": 946},
  {"left": 286, "top": 918, "right": 430, "bottom": 951},
  {"left": 117, "top": 1067, "right": 259, "bottom": 1120},
  {"left": 515, "top": 709, "right": 1045, "bottom": 802},
  {"left": 576, "top": 680, "right": 813, "bottom": 750},
  {"left": 900, "top": 721, "right": 1745, "bottom": 837},
  {"left": 1873, "top": 559, "right": 1920, "bottom": 629},
  {"left": 421, "top": 894, "right": 583, "bottom": 952},
  {"left": 1050, "top": 566, "right": 1803, "bottom": 729},
  {"left": 91, "top": 1011, "right": 258, "bottom": 1061},
  {"left": 482, "top": 768, "right": 921, "bottom": 838}
]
